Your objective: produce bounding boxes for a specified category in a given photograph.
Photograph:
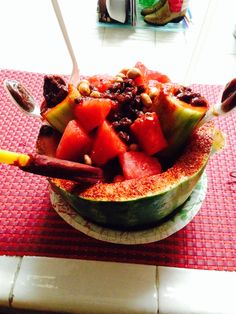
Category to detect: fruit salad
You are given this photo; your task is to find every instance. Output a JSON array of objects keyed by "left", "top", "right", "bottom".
[{"left": 40, "top": 62, "right": 209, "bottom": 183}]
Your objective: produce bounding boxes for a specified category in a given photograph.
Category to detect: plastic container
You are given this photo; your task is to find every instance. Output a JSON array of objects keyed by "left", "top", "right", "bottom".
[{"left": 139, "top": 0, "right": 156, "bottom": 6}]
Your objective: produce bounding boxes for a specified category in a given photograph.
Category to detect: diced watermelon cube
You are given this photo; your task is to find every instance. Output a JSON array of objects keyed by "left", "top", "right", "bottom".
[
  {"left": 119, "top": 151, "right": 162, "bottom": 180},
  {"left": 87, "top": 74, "right": 114, "bottom": 93},
  {"left": 74, "top": 98, "right": 113, "bottom": 132},
  {"left": 56, "top": 120, "right": 92, "bottom": 162},
  {"left": 130, "top": 112, "right": 168, "bottom": 155},
  {"left": 134, "top": 62, "right": 171, "bottom": 84},
  {"left": 91, "top": 121, "right": 127, "bottom": 166}
]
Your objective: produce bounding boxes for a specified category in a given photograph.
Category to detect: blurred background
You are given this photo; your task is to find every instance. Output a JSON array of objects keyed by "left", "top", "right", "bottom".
[{"left": 0, "top": 0, "right": 235, "bottom": 85}]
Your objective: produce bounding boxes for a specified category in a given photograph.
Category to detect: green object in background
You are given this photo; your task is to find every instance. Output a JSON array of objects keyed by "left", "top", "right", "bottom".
[{"left": 139, "top": 0, "right": 156, "bottom": 6}]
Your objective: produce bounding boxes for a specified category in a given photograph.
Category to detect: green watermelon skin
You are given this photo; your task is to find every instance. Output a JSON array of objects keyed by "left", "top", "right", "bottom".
[
  {"left": 154, "top": 93, "right": 207, "bottom": 161},
  {"left": 51, "top": 171, "right": 203, "bottom": 229},
  {"left": 49, "top": 123, "right": 215, "bottom": 229}
]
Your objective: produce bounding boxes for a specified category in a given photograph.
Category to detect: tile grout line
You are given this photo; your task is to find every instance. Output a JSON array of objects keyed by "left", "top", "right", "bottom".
[
  {"left": 156, "top": 266, "right": 160, "bottom": 314},
  {"left": 8, "top": 256, "right": 23, "bottom": 308}
]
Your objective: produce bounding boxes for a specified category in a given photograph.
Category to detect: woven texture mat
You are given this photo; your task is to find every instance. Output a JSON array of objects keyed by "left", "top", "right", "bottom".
[{"left": 0, "top": 70, "right": 235, "bottom": 271}]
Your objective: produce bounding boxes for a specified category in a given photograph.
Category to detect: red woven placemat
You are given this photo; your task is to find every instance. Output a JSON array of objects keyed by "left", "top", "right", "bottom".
[{"left": 0, "top": 70, "right": 235, "bottom": 271}]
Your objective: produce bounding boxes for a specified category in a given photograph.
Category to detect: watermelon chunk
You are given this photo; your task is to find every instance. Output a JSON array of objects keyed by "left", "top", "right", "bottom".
[
  {"left": 134, "top": 62, "right": 171, "bottom": 84},
  {"left": 56, "top": 120, "right": 92, "bottom": 162},
  {"left": 119, "top": 151, "right": 162, "bottom": 180},
  {"left": 91, "top": 121, "right": 127, "bottom": 166},
  {"left": 130, "top": 112, "right": 168, "bottom": 155},
  {"left": 88, "top": 74, "right": 114, "bottom": 93},
  {"left": 74, "top": 98, "right": 113, "bottom": 132}
]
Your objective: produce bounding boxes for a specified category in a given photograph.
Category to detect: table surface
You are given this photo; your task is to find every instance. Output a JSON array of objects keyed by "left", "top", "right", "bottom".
[
  {"left": 0, "top": 0, "right": 236, "bottom": 271},
  {"left": 0, "top": 2, "right": 236, "bottom": 314},
  {"left": 0, "top": 71, "right": 235, "bottom": 271}
]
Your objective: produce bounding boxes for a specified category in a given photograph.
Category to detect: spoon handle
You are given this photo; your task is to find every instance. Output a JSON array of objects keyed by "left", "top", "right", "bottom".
[
  {"left": 51, "top": 0, "right": 79, "bottom": 86},
  {"left": 198, "top": 78, "right": 236, "bottom": 126}
]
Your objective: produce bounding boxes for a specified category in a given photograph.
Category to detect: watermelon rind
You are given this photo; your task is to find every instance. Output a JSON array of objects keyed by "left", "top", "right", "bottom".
[
  {"left": 49, "top": 122, "right": 217, "bottom": 229},
  {"left": 49, "top": 172, "right": 207, "bottom": 244}
]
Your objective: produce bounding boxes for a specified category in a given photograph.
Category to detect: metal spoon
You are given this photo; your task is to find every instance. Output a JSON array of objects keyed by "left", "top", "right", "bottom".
[
  {"left": 4, "top": 79, "right": 41, "bottom": 118},
  {"left": 51, "top": 0, "right": 79, "bottom": 86}
]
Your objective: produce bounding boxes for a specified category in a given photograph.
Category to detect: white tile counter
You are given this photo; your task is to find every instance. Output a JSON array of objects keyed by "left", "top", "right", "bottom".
[{"left": 1, "top": 256, "right": 236, "bottom": 314}]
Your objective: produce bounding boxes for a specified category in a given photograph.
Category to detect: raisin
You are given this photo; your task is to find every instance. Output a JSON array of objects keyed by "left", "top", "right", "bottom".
[
  {"left": 43, "top": 75, "right": 68, "bottom": 108},
  {"left": 39, "top": 125, "right": 55, "bottom": 136},
  {"left": 104, "top": 76, "right": 145, "bottom": 141},
  {"left": 74, "top": 97, "right": 82, "bottom": 104},
  {"left": 175, "top": 86, "right": 208, "bottom": 108},
  {"left": 116, "top": 92, "right": 133, "bottom": 104},
  {"left": 177, "top": 91, "right": 194, "bottom": 103},
  {"left": 133, "top": 95, "right": 143, "bottom": 110},
  {"left": 190, "top": 96, "right": 208, "bottom": 107},
  {"left": 112, "top": 117, "right": 132, "bottom": 131}
]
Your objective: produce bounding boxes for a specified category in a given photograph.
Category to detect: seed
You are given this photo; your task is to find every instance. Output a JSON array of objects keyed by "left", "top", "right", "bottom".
[
  {"left": 77, "top": 81, "right": 91, "bottom": 96},
  {"left": 90, "top": 91, "right": 101, "bottom": 98},
  {"left": 140, "top": 93, "right": 152, "bottom": 107},
  {"left": 84, "top": 154, "right": 92, "bottom": 166},
  {"left": 127, "top": 67, "right": 142, "bottom": 79}
]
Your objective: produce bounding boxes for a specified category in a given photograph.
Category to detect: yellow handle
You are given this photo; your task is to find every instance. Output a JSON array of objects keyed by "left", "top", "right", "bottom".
[{"left": 0, "top": 149, "right": 30, "bottom": 167}]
